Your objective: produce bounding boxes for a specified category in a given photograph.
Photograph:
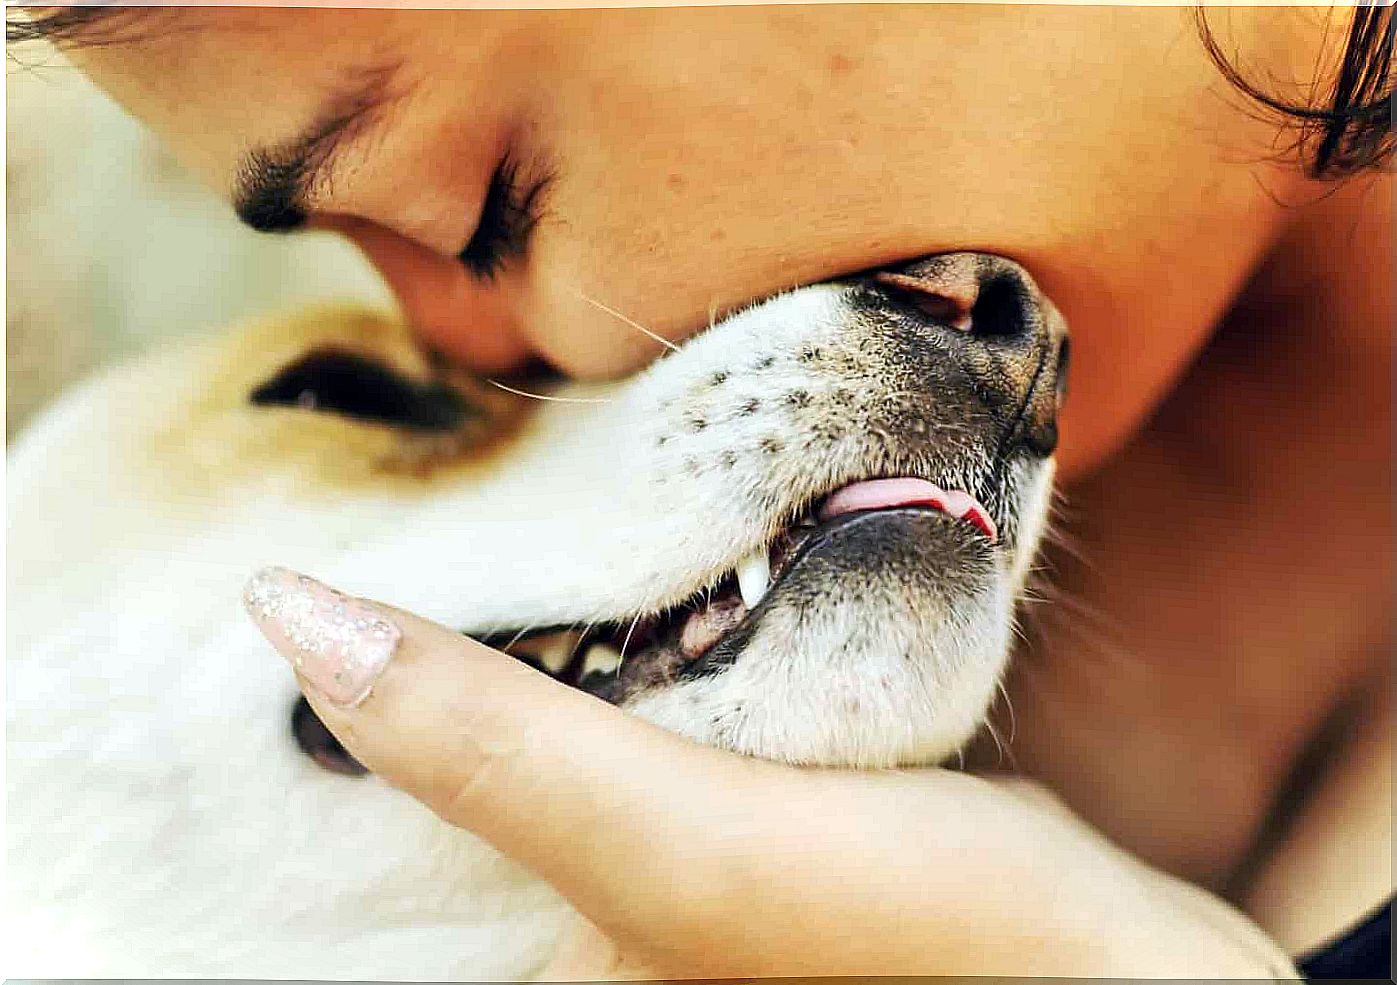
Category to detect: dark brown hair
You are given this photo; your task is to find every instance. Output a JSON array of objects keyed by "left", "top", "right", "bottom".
[
  {"left": 7, "top": 6, "right": 152, "bottom": 47},
  {"left": 1196, "top": 5, "right": 1392, "bottom": 179},
  {"left": 7, "top": 3, "right": 1394, "bottom": 179}
]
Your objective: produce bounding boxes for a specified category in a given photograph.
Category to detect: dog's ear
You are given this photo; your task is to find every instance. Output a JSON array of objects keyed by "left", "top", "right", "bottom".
[{"left": 249, "top": 347, "right": 475, "bottom": 432}]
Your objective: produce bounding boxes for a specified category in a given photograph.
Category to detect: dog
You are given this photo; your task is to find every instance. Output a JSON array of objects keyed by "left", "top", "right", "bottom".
[{"left": 6, "top": 252, "right": 1067, "bottom": 979}]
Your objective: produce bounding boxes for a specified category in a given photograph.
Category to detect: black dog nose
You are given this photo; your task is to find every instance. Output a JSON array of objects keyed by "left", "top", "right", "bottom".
[{"left": 861, "top": 253, "right": 1069, "bottom": 457}]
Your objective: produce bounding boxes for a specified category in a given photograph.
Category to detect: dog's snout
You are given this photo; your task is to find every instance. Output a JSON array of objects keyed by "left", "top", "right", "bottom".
[{"left": 863, "top": 253, "right": 1069, "bottom": 457}]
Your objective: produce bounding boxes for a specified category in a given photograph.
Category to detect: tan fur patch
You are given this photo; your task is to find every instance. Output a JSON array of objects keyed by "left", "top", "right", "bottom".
[{"left": 142, "top": 304, "right": 536, "bottom": 501}]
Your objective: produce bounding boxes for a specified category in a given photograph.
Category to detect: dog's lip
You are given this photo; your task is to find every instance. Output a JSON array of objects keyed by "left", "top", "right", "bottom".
[
  {"left": 484, "top": 477, "right": 1001, "bottom": 689},
  {"left": 670, "top": 503, "right": 999, "bottom": 681},
  {"left": 817, "top": 477, "right": 997, "bottom": 543},
  {"left": 770, "top": 503, "right": 990, "bottom": 596},
  {"left": 694, "top": 486, "right": 999, "bottom": 658}
]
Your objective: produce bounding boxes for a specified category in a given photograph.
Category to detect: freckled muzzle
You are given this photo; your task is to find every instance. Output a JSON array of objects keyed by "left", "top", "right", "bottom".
[{"left": 852, "top": 252, "right": 1070, "bottom": 462}]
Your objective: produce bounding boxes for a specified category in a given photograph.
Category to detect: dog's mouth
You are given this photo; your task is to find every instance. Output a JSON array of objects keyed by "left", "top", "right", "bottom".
[
  {"left": 291, "top": 475, "right": 999, "bottom": 776},
  {"left": 480, "top": 477, "right": 998, "bottom": 693}
]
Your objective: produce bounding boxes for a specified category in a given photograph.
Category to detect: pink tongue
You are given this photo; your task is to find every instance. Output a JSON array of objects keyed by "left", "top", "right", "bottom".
[{"left": 817, "top": 477, "right": 998, "bottom": 543}]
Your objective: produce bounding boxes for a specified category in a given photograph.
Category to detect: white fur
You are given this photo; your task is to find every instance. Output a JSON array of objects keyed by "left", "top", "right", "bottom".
[{"left": 7, "top": 279, "right": 1056, "bottom": 978}]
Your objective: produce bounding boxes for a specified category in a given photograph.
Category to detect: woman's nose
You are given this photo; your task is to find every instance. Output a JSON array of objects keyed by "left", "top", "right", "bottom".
[{"left": 323, "top": 215, "right": 535, "bottom": 375}]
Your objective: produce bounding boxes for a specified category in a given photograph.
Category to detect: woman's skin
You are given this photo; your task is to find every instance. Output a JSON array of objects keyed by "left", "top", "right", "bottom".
[{"left": 54, "top": 3, "right": 1390, "bottom": 976}]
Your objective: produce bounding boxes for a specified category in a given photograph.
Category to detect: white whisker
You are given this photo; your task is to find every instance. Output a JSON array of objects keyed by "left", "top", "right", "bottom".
[
  {"left": 577, "top": 291, "right": 681, "bottom": 353},
  {"left": 485, "top": 379, "right": 612, "bottom": 404},
  {"left": 618, "top": 612, "right": 644, "bottom": 665},
  {"left": 566, "top": 622, "right": 596, "bottom": 663},
  {"left": 997, "top": 679, "right": 1018, "bottom": 746},
  {"left": 984, "top": 720, "right": 1006, "bottom": 768}
]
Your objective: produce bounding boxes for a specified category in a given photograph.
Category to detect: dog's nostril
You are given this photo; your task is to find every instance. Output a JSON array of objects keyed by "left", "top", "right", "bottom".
[
  {"left": 966, "top": 276, "right": 1030, "bottom": 341},
  {"left": 871, "top": 272, "right": 974, "bottom": 332},
  {"left": 871, "top": 269, "right": 1034, "bottom": 342}
]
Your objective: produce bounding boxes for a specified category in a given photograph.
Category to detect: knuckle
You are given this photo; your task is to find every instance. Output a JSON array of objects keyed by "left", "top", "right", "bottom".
[{"left": 423, "top": 723, "right": 530, "bottom": 827}]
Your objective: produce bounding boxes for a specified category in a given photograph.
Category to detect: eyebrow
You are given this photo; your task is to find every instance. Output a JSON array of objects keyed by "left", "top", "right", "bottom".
[{"left": 233, "top": 65, "right": 401, "bottom": 233}]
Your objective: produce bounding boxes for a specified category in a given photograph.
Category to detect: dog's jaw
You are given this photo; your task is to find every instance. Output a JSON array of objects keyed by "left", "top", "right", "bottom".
[{"left": 622, "top": 459, "right": 1055, "bottom": 768}]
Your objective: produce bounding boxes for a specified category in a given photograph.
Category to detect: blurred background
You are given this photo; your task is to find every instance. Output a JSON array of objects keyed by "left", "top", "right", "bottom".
[{"left": 6, "top": 44, "right": 395, "bottom": 441}]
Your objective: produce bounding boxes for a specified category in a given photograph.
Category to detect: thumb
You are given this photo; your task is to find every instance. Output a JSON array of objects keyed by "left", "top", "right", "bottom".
[{"left": 241, "top": 566, "right": 783, "bottom": 959}]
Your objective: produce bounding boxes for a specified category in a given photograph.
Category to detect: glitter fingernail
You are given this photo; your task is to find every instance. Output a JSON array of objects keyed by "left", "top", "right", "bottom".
[{"left": 242, "top": 567, "right": 401, "bottom": 708}]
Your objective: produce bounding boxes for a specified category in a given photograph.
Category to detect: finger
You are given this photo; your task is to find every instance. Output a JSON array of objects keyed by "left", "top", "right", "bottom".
[
  {"left": 240, "top": 566, "right": 790, "bottom": 964},
  {"left": 991, "top": 776, "right": 1081, "bottom": 820},
  {"left": 538, "top": 917, "right": 660, "bottom": 982},
  {"left": 241, "top": 567, "right": 1295, "bottom": 979}
]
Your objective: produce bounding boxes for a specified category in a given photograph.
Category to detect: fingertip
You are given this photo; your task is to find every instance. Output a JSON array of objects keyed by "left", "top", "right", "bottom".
[{"left": 243, "top": 566, "right": 403, "bottom": 709}]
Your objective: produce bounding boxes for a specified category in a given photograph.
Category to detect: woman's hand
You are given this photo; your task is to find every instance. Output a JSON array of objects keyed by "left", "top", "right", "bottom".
[{"left": 242, "top": 567, "right": 1299, "bottom": 980}]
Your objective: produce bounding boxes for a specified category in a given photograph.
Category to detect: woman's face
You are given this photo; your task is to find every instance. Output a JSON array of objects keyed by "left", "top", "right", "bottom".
[{"left": 68, "top": 5, "right": 1309, "bottom": 475}]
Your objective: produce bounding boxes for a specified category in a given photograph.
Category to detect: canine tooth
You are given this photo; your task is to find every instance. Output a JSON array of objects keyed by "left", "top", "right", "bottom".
[
  {"left": 533, "top": 632, "right": 580, "bottom": 674},
  {"left": 735, "top": 549, "right": 771, "bottom": 608},
  {"left": 581, "top": 643, "right": 622, "bottom": 676}
]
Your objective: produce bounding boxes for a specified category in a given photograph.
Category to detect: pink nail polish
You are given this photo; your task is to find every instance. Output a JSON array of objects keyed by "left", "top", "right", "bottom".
[{"left": 242, "top": 567, "right": 401, "bottom": 708}]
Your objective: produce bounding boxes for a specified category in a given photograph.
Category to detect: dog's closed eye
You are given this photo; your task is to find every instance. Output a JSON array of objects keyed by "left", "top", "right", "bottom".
[{"left": 250, "top": 348, "right": 473, "bottom": 432}]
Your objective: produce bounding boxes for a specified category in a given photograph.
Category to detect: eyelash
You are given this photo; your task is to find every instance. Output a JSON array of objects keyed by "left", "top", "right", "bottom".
[{"left": 457, "top": 155, "right": 548, "bottom": 281}]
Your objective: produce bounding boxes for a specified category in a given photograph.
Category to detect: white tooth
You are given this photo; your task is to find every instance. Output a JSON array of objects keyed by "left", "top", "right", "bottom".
[
  {"left": 534, "top": 633, "right": 580, "bottom": 674},
  {"left": 581, "top": 643, "right": 622, "bottom": 677},
  {"left": 735, "top": 549, "right": 771, "bottom": 609}
]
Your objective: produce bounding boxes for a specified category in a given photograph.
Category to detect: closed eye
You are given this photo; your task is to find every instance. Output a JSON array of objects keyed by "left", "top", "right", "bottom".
[{"left": 458, "top": 155, "right": 550, "bottom": 280}]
